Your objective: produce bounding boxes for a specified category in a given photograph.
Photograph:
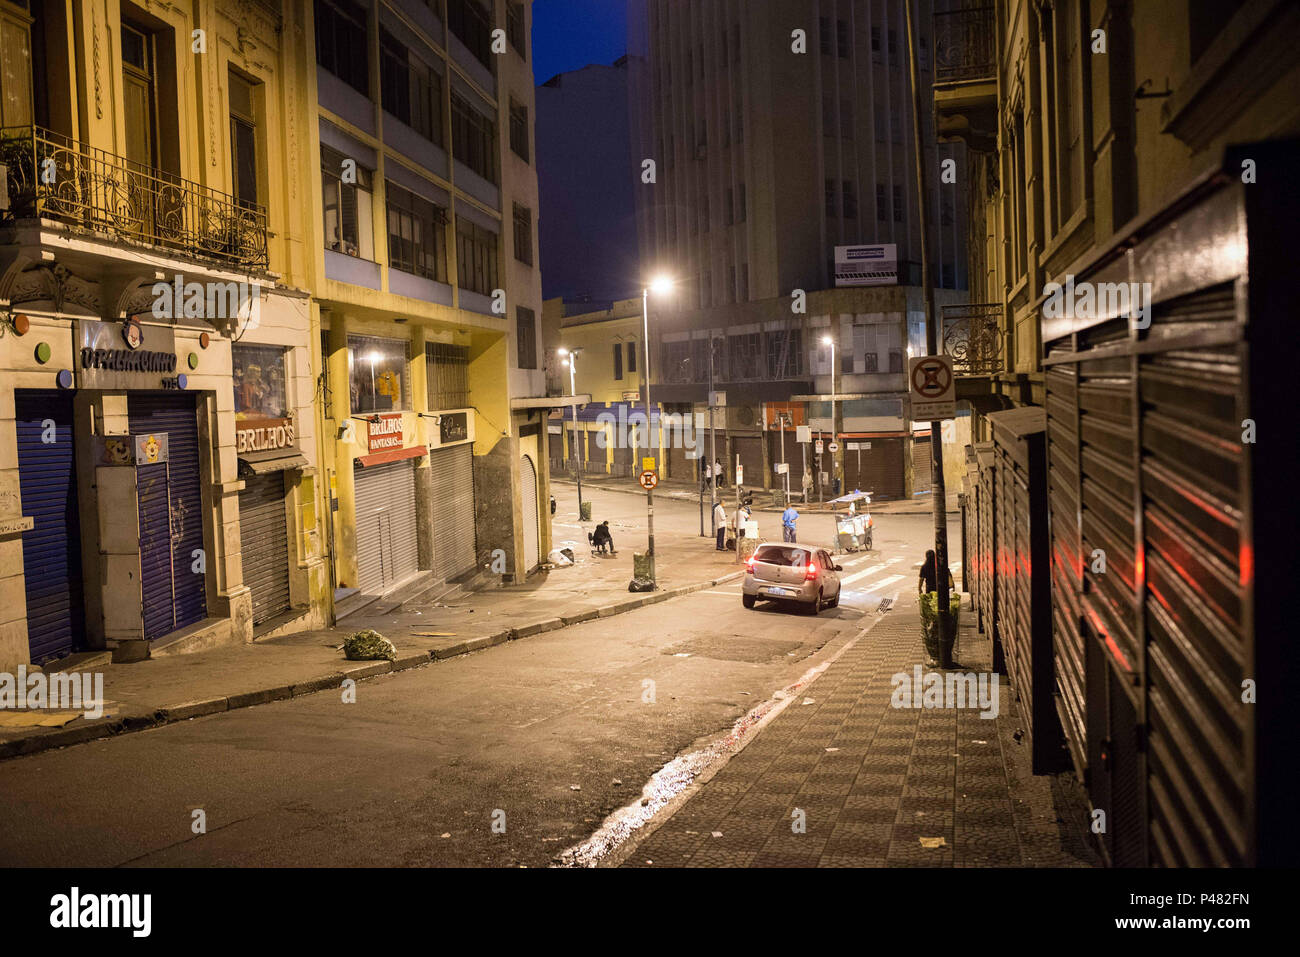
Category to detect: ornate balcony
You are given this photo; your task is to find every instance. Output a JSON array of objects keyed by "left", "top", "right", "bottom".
[
  {"left": 942, "top": 302, "right": 1003, "bottom": 376},
  {"left": 0, "top": 125, "right": 268, "bottom": 272},
  {"left": 933, "top": 6, "right": 998, "bottom": 152}
]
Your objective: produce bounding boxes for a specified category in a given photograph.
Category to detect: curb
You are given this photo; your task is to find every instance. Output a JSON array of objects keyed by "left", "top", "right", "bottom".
[{"left": 0, "top": 570, "right": 741, "bottom": 763}]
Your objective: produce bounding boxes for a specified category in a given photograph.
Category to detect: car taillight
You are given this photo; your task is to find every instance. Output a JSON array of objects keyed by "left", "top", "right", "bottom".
[
  {"left": 745, "top": 558, "right": 756, "bottom": 574},
  {"left": 804, "top": 563, "right": 818, "bottom": 581}
]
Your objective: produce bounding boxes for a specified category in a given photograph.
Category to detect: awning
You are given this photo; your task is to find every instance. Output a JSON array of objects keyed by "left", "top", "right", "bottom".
[
  {"left": 511, "top": 393, "right": 592, "bottom": 410},
  {"left": 357, "top": 445, "right": 426, "bottom": 467},
  {"left": 238, "top": 448, "right": 310, "bottom": 475}
]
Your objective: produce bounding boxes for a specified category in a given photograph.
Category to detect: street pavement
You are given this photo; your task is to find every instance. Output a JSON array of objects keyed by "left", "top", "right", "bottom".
[{"left": 0, "top": 483, "right": 1093, "bottom": 868}]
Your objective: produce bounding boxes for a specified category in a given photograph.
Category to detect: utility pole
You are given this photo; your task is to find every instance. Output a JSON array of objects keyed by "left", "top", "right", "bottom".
[
  {"left": 560, "top": 348, "right": 583, "bottom": 518},
  {"left": 904, "top": 0, "right": 952, "bottom": 653},
  {"left": 708, "top": 333, "right": 718, "bottom": 529},
  {"left": 641, "top": 287, "right": 656, "bottom": 578}
]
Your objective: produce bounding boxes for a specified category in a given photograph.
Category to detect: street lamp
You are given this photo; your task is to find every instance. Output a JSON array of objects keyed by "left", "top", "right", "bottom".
[
  {"left": 823, "top": 335, "right": 837, "bottom": 501},
  {"left": 558, "top": 347, "right": 583, "bottom": 518},
  {"left": 638, "top": 274, "right": 675, "bottom": 585}
]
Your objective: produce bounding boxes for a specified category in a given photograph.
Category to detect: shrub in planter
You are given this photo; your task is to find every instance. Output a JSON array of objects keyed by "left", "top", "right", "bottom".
[
  {"left": 919, "top": 592, "right": 961, "bottom": 667},
  {"left": 342, "top": 629, "right": 397, "bottom": 661}
]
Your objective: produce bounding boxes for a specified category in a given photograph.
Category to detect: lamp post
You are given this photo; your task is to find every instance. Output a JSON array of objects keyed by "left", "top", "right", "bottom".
[
  {"left": 637, "top": 275, "right": 674, "bottom": 585},
  {"left": 823, "top": 334, "right": 838, "bottom": 499},
  {"left": 559, "top": 347, "right": 583, "bottom": 518}
]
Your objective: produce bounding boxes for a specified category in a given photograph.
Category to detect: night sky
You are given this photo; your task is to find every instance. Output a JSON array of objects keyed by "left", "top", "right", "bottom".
[{"left": 531, "top": 0, "right": 627, "bottom": 86}]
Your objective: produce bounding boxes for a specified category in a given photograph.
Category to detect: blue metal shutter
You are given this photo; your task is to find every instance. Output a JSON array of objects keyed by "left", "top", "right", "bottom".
[
  {"left": 129, "top": 394, "right": 207, "bottom": 633},
  {"left": 15, "top": 390, "right": 84, "bottom": 663},
  {"left": 136, "top": 462, "right": 175, "bottom": 640}
]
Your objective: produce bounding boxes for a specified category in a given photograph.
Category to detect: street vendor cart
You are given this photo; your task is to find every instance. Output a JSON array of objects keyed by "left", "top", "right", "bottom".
[{"left": 828, "top": 491, "right": 873, "bottom": 551}]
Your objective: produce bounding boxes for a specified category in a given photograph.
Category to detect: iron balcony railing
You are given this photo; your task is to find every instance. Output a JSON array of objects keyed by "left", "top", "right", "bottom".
[
  {"left": 933, "top": 6, "right": 996, "bottom": 85},
  {"left": 0, "top": 124, "right": 268, "bottom": 271},
  {"left": 942, "top": 302, "right": 1004, "bottom": 375}
]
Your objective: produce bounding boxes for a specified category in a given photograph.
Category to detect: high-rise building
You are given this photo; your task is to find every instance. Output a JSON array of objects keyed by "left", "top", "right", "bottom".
[{"left": 627, "top": 0, "right": 971, "bottom": 501}]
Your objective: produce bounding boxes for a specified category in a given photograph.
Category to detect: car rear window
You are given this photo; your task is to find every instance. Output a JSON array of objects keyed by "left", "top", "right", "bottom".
[{"left": 754, "top": 545, "right": 811, "bottom": 566}]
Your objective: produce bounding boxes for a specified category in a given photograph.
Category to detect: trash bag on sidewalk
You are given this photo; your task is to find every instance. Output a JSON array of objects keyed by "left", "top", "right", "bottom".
[
  {"left": 343, "top": 629, "right": 397, "bottom": 661},
  {"left": 628, "top": 577, "right": 655, "bottom": 593},
  {"left": 919, "top": 592, "right": 960, "bottom": 668},
  {"left": 547, "top": 547, "right": 574, "bottom": 566}
]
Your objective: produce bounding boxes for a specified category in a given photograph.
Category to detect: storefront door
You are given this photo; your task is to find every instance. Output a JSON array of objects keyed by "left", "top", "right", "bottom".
[
  {"left": 354, "top": 458, "right": 419, "bottom": 595},
  {"left": 239, "top": 471, "right": 291, "bottom": 624}
]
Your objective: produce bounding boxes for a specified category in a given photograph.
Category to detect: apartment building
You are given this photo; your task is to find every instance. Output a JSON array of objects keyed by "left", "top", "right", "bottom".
[
  {"left": 0, "top": 0, "right": 329, "bottom": 669},
  {"left": 624, "top": 0, "right": 971, "bottom": 501},
  {"left": 309, "top": 0, "right": 554, "bottom": 607},
  {"left": 940, "top": 0, "right": 1299, "bottom": 866}
]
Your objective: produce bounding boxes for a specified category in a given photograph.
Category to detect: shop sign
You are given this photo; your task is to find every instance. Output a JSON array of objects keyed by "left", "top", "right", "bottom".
[
  {"left": 237, "top": 417, "right": 297, "bottom": 453},
  {"left": 368, "top": 412, "right": 405, "bottom": 453},
  {"left": 77, "top": 319, "right": 179, "bottom": 389},
  {"left": 439, "top": 412, "right": 469, "bottom": 444}
]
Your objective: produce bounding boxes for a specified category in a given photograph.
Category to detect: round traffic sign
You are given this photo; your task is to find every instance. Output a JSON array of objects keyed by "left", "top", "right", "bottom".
[
  {"left": 911, "top": 357, "right": 953, "bottom": 398},
  {"left": 827, "top": 441, "right": 840, "bottom": 453},
  {"left": 638, "top": 469, "right": 659, "bottom": 490}
]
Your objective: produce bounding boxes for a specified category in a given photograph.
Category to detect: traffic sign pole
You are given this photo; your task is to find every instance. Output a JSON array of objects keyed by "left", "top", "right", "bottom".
[{"left": 905, "top": 0, "right": 953, "bottom": 663}]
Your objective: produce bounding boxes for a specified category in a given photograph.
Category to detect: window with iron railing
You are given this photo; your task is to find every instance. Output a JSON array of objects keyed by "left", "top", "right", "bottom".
[{"left": 426, "top": 342, "right": 470, "bottom": 410}]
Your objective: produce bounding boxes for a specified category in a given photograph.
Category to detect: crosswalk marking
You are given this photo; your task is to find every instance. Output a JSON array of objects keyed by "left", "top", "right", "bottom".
[{"left": 839, "top": 557, "right": 903, "bottom": 587}]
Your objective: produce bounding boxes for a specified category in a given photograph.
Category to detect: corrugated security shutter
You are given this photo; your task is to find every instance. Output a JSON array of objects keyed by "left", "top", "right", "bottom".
[
  {"left": 239, "top": 471, "right": 290, "bottom": 624},
  {"left": 353, "top": 458, "right": 419, "bottom": 594},
  {"left": 429, "top": 444, "right": 477, "bottom": 581}
]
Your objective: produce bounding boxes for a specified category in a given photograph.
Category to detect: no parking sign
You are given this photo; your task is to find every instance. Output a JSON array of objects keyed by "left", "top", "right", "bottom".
[{"left": 908, "top": 355, "right": 956, "bottom": 420}]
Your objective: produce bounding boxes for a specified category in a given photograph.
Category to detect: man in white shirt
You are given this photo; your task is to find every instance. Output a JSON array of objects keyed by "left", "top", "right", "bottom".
[{"left": 714, "top": 501, "right": 727, "bottom": 550}]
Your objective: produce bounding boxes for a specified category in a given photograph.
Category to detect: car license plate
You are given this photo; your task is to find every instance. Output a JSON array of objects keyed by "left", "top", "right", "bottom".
[{"left": 763, "top": 586, "right": 792, "bottom": 596}]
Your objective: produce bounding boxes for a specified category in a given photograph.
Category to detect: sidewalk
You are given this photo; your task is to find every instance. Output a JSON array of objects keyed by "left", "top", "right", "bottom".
[
  {"left": 0, "top": 511, "right": 743, "bottom": 761},
  {"left": 560, "top": 475, "right": 957, "bottom": 515},
  {"left": 617, "top": 592, "right": 1099, "bottom": 868}
]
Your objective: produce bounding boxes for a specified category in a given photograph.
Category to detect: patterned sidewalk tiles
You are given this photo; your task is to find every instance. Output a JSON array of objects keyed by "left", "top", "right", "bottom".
[{"left": 623, "top": 594, "right": 1100, "bottom": 868}]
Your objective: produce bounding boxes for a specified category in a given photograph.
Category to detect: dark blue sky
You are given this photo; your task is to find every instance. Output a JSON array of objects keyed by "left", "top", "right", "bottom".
[{"left": 531, "top": 0, "right": 627, "bottom": 86}]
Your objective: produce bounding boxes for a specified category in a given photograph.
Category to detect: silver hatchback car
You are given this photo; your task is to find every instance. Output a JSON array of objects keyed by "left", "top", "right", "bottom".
[{"left": 742, "top": 543, "right": 843, "bottom": 615}]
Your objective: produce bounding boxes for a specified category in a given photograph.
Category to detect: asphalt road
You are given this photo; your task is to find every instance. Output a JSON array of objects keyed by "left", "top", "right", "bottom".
[{"left": 0, "top": 494, "right": 954, "bottom": 867}]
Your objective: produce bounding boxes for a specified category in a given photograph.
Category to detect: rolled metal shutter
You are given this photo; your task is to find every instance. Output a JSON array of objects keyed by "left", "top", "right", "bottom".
[
  {"left": 520, "top": 454, "right": 539, "bottom": 571},
  {"left": 137, "top": 462, "right": 175, "bottom": 640},
  {"left": 975, "top": 445, "right": 998, "bottom": 658},
  {"left": 129, "top": 394, "right": 206, "bottom": 632},
  {"left": 238, "top": 471, "right": 290, "bottom": 624},
  {"left": 429, "top": 444, "right": 477, "bottom": 581},
  {"left": 15, "top": 390, "right": 84, "bottom": 663},
  {"left": 847, "top": 437, "right": 904, "bottom": 500},
  {"left": 912, "top": 435, "right": 932, "bottom": 491},
  {"left": 734, "top": 435, "right": 763, "bottom": 487},
  {"left": 353, "top": 458, "right": 419, "bottom": 594}
]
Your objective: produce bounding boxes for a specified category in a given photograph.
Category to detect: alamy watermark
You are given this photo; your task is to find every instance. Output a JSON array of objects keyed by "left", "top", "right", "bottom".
[
  {"left": 890, "top": 666, "right": 1000, "bottom": 719},
  {"left": 1042, "top": 274, "right": 1152, "bottom": 330},
  {"left": 151, "top": 274, "right": 260, "bottom": 321},
  {"left": 0, "top": 666, "right": 104, "bottom": 719},
  {"left": 592, "top": 406, "right": 701, "bottom": 452}
]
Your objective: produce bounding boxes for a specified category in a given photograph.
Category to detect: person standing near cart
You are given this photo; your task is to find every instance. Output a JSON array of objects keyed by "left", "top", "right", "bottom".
[{"left": 782, "top": 504, "right": 799, "bottom": 543}]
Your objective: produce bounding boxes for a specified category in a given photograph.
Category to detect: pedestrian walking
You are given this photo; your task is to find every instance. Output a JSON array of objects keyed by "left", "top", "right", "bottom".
[
  {"left": 714, "top": 458, "right": 725, "bottom": 489},
  {"left": 713, "top": 500, "right": 727, "bottom": 550},
  {"left": 782, "top": 503, "right": 799, "bottom": 543},
  {"left": 703, "top": 460, "right": 713, "bottom": 489},
  {"left": 801, "top": 467, "right": 813, "bottom": 502}
]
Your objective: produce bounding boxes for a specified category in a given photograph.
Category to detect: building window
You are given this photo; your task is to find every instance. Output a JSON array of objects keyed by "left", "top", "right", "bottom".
[
  {"left": 315, "top": 0, "right": 369, "bottom": 95},
  {"left": 516, "top": 306, "right": 537, "bottom": 369},
  {"left": 513, "top": 203, "right": 533, "bottom": 265},
  {"left": 509, "top": 99, "right": 530, "bottom": 162},
  {"left": 349, "top": 335, "right": 409, "bottom": 414},
  {"left": 888, "top": 349, "right": 903, "bottom": 373},
  {"left": 819, "top": 17, "right": 831, "bottom": 55},
  {"left": 380, "top": 29, "right": 442, "bottom": 144},
  {"left": 724, "top": 187, "right": 734, "bottom": 225},
  {"left": 893, "top": 184, "right": 904, "bottom": 223},
  {"left": 426, "top": 342, "right": 470, "bottom": 410},
  {"left": 233, "top": 344, "right": 289, "bottom": 420},
  {"left": 321, "top": 144, "right": 374, "bottom": 259},
  {"left": 0, "top": 0, "right": 33, "bottom": 126},
  {"left": 456, "top": 217, "right": 499, "bottom": 296},
  {"left": 386, "top": 181, "right": 448, "bottom": 281},
  {"left": 842, "top": 180, "right": 857, "bottom": 219},
  {"left": 825, "top": 179, "right": 837, "bottom": 218},
  {"left": 613, "top": 343, "right": 623, "bottom": 380},
  {"left": 877, "top": 183, "right": 887, "bottom": 221},
  {"left": 837, "top": 20, "right": 850, "bottom": 58},
  {"left": 228, "top": 70, "right": 259, "bottom": 208},
  {"left": 627, "top": 341, "right": 637, "bottom": 373},
  {"left": 452, "top": 92, "right": 498, "bottom": 184},
  {"left": 506, "top": 2, "right": 527, "bottom": 59},
  {"left": 737, "top": 182, "right": 746, "bottom": 222},
  {"left": 448, "top": 0, "right": 493, "bottom": 70},
  {"left": 740, "top": 263, "right": 749, "bottom": 301},
  {"left": 871, "top": 26, "right": 880, "bottom": 51},
  {"left": 840, "top": 98, "right": 854, "bottom": 139}
]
